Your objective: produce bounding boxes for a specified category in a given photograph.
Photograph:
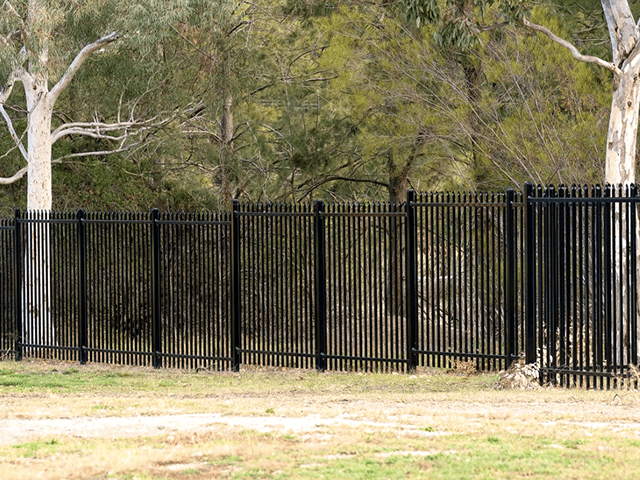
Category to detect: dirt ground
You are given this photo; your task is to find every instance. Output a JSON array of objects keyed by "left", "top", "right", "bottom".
[
  {"left": 2, "top": 363, "right": 640, "bottom": 479},
  {"left": 2, "top": 378, "right": 640, "bottom": 445}
]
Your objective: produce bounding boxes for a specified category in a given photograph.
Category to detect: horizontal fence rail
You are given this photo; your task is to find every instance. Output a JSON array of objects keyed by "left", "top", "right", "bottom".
[{"left": 2, "top": 185, "right": 639, "bottom": 387}]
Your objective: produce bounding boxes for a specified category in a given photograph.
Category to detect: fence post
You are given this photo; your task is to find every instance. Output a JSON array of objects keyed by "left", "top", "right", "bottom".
[
  {"left": 505, "top": 189, "right": 517, "bottom": 368},
  {"left": 524, "top": 183, "right": 536, "bottom": 365},
  {"left": 231, "top": 200, "right": 242, "bottom": 372},
  {"left": 314, "top": 200, "right": 327, "bottom": 372},
  {"left": 405, "top": 190, "right": 419, "bottom": 372},
  {"left": 151, "top": 208, "right": 162, "bottom": 368},
  {"left": 603, "top": 185, "right": 612, "bottom": 382},
  {"left": 77, "top": 209, "right": 88, "bottom": 365},
  {"left": 13, "top": 209, "right": 22, "bottom": 362},
  {"left": 630, "top": 184, "right": 638, "bottom": 365}
]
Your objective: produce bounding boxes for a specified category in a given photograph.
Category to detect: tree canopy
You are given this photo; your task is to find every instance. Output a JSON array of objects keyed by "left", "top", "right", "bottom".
[{"left": 0, "top": 0, "right": 632, "bottom": 213}]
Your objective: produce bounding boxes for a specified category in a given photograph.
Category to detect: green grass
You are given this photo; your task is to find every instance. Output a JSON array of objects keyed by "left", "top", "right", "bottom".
[
  {"left": 0, "top": 360, "right": 500, "bottom": 396},
  {"left": 11, "top": 438, "right": 62, "bottom": 458}
]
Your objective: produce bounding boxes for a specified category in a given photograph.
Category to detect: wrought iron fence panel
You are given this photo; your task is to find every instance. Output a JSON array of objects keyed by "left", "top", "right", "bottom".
[
  {"left": 526, "top": 184, "right": 640, "bottom": 388},
  {"left": 324, "top": 202, "right": 408, "bottom": 371},
  {"left": 236, "top": 203, "right": 316, "bottom": 369},
  {"left": 413, "top": 191, "right": 522, "bottom": 371}
]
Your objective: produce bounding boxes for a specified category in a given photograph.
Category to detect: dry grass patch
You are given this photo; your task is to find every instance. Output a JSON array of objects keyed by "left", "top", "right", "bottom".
[{"left": 1, "top": 359, "right": 640, "bottom": 478}]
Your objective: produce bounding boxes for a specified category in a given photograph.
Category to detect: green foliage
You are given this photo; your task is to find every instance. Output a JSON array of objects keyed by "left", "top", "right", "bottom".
[
  {"left": 477, "top": 4, "right": 610, "bottom": 186},
  {"left": 0, "top": 0, "right": 625, "bottom": 211},
  {"left": 282, "top": 0, "right": 339, "bottom": 18},
  {"left": 402, "top": 0, "right": 528, "bottom": 48}
]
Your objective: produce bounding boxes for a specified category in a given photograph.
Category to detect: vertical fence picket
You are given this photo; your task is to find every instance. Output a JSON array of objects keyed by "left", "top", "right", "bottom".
[
  {"left": 151, "top": 209, "right": 161, "bottom": 368},
  {"left": 406, "top": 190, "right": 418, "bottom": 372},
  {"left": 524, "top": 183, "right": 536, "bottom": 365},
  {"left": 13, "top": 209, "right": 22, "bottom": 361},
  {"left": 314, "top": 200, "right": 327, "bottom": 372},
  {"left": 631, "top": 185, "right": 638, "bottom": 374},
  {"left": 77, "top": 209, "right": 88, "bottom": 365},
  {"left": 231, "top": 200, "right": 241, "bottom": 372},
  {"left": 505, "top": 189, "right": 516, "bottom": 368}
]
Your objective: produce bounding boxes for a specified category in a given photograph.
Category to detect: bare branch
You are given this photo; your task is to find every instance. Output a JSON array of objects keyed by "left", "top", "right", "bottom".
[
  {"left": 52, "top": 120, "right": 146, "bottom": 143},
  {"left": 0, "top": 73, "right": 16, "bottom": 104},
  {"left": 49, "top": 32, "right": 120, "bottom": 104},
  {"left": 0, "top": 159, "right": 68, "bottom": 185},
  {"left": 0, "top": 103, "right": 28, "bottom": 161},
  {"left": 51, "top": 105, "right": 196, "bottom": 161},
  {"left": 171, "top": 25, "right": 217, "bottom": 63},
  {"left": 55, "top": 130, "right": 131, "bottom": 143},
  {"left": 52, "top": 146, "right": 137, "bottom": 162},
  {"left": 522, "top": 18, "right": 621, "bottom": 75},
  {"left": 2, "top": 0, "right": 23, "bottom": 29},
  {"left": 297, "top": 175, "right": 390, "bottom": 201},
  {"left": 0, "top": 75, "right": 28, "bottom": 161},
  {"left": 0, "top": 165, "right": 27, "bottom": 185}
]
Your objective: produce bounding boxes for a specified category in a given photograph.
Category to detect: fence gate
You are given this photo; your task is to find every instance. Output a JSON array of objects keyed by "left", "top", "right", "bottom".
[{"left": 525, "top": 184, "right": 640, "bottom": 388}]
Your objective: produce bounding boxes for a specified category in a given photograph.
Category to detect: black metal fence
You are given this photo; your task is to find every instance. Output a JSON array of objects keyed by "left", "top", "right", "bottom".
[
  {"left": 525, "top": 184, "right": 640, "bottom": 388},
  {"left": 414, "top": 190, "right": 525, "bottom": 372},
  {"left": 2, "top": 185, "right": 640, "bottom": 387}
]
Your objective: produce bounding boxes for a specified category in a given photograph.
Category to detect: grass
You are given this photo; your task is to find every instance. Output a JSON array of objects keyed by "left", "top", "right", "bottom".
[
  {"left": 11, "top": 438, "right": 62, "bottom": 458},
  {"left": 3, "top": 429, "right": 635, "bottom": 480},
  {"left": 0, "top": 359, "right": 639, "bottom": 479}
]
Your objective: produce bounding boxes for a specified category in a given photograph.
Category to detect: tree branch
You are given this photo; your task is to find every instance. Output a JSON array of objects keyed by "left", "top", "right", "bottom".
[
  {"left": 0, "top": 165, "right": 27, "bottom": 185},
  {"left": 0, "top": 103, "right": 28, "bottom": 161},
  {"left": 522, "top": 18, "right": 621, "bottom": 76},
  {"left": 0, "top": 73, "right": 16, "bottom": 104},
  {"left": 0, "top": 159, "right": 66, "bottom": 185},
  {"left": 171, "top": 25, "right": 216, "bottom": 63},
  {"left": 52, "top": 120, "right": 147, "bottom": 143},
  {"left": 49, "top": 32, "right": 120, "bottom": 104},
  {"left": 0, "top": 75, "right": 28, "bottom": 161},
  {"left": 298, "top": 175, "right": 389, "bottom": 201},
  {"left": 2, "top": 0, "right": 23, "bottom": 29},
  {"left": 51, "top": 106, "right": 193, "bottom": 160},
  {"left": 52, "top": 145, "right": 141, "bottom": 163}
]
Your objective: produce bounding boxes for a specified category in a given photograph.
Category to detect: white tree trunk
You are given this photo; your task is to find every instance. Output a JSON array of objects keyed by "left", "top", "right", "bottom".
[
  {"left": 1, "top": 0, "right": 119, "bottom": 353},
  {"left": 603, "top": 62, "right": 640, "bottom": 367},
  {"left": 600, "top": 0, "right": 640, "bottom": 369},
  {"left": 605, "top": 70, "right": 640, "bottom": 185},
  {"left": 22, "top": 76, "right": 55, "bottom": 349},
  {"left": 26, "top": 79, "right": 53, "bottom": 211}
]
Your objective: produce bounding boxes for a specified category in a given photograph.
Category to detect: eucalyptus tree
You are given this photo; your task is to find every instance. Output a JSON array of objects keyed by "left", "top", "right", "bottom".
[
  {"left": 0, "top": 1, "right": 162, "bottom": 209},
  {"left": 0, "top": 1, "right": 117, "bottom": 347},
  {"left": 0, "top": 0, "right": 200, "bottom": 347}
]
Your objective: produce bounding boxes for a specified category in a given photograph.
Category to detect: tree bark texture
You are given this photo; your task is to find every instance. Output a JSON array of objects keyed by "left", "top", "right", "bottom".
[
  {"left": 604, "top": 61, "right": 640, "bottom": 185},
  {"left": 25, "top": 76, "right": 54, "bottom": 211},
  {"left": 600, "top": 1, "right": 640, "bottom": 365}
]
